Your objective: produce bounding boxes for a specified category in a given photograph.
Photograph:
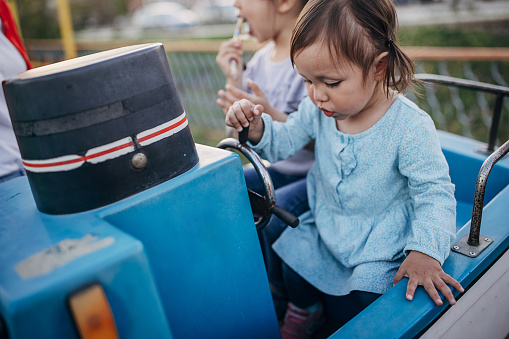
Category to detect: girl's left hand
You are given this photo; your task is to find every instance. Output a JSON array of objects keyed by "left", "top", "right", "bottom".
[
  {"left": 394, "top": 251, "right": 464, "bottom": 306},
  {"left": 225, "top": 99, "right": 264, "bottom": 143}
]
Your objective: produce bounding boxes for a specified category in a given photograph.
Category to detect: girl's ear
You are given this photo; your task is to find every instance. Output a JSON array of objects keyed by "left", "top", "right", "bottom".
[
  {"left": 277, "top": 0, "right": 299, "bottom": 14},
  {"left": 374, "top": 52, "right": 389, "bottom": 81}
]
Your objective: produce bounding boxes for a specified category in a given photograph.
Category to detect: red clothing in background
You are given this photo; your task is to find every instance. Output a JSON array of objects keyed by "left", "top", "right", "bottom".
[{"left": 0, "top": 0, "right": 32, "bottom": 69}]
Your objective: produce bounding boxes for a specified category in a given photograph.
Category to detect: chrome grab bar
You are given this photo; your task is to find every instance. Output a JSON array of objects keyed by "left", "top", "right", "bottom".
[
  {"left": 415, "top": 74, "right": 509, "bottom": 257},
  {"left": 452, "top": 140, "right": 509, "bottom": 257}
]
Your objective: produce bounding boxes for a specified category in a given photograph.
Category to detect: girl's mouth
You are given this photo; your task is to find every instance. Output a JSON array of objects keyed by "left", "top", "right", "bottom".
[
  {"left": 321, "top": 109, "right": 334, "bottom": 117},
  {"left": 238, "top": 17, "right": 252, "bottom": 37}
]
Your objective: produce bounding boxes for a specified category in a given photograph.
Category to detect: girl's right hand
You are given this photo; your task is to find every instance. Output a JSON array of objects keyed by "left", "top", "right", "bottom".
[
  {"left": 216, "top": 39, "right": 243, "bottom": 82},
  {"left": 394, "top": 251, "right": 464, "bottom": 306},
  {"left": 225, "top": 99, "right": 264, "bottom": 143}
]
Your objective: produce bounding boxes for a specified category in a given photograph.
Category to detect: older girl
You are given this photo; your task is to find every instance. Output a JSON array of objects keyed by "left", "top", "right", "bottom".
[{"left": 216, "top": 0, "right": 313, "bottom": 321}]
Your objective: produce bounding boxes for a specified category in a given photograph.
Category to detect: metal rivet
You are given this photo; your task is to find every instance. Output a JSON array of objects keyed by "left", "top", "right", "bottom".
[
  {"left": 485, "top": 238, "right": 491, "bottom": 242},
  {"left": 453, "top": 245, "right": 460, "bottom": 250},
  {"left": 469, "top": 252, "right": 476, "bottom": 256},
  {"left": 131, "top": 153, "right": 147, "bottom": 170}
]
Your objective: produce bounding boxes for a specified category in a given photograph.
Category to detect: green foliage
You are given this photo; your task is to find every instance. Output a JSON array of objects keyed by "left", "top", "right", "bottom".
[
  {"left": 15, "top": 0, "right": 128, "bottom": 39},
  {"left": 411, "top": 58, "right": 509, "bottom": 143},
  {"left": 399, "top": 22, "right": 509, "bottom": 47},
  {"left": 17, "top": 0, "right": 59, "bottom": 39},
  {"left": 395, "top": 22, "right": 509, "bottom": 144},
  {"left": 71, "top": 0, "right": 128, "bottom": 31}
]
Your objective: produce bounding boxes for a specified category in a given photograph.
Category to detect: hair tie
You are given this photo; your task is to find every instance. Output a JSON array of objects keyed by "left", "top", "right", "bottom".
[{"left": 385, "top": 39, "right": 395, "bottom": 54}]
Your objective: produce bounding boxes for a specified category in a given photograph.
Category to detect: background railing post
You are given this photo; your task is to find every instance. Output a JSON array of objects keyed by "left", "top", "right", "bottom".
[{"left": 487, "top": 94, "right": 504, "bottom": 152}]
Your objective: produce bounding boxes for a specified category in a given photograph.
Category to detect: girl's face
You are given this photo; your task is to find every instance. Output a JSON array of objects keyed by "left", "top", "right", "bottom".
[
  {"left": 294, "top": 42, "right": 385, "bottom": 125},
  {"left": 233, "top": 0, "right": 277, "bottom": 43}
]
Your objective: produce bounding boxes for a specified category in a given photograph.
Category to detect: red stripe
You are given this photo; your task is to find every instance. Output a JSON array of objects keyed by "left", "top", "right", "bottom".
[
  {"left": 23, "top": 141, "right": 134, "bottom": 168},
  {"left": 84, "top": 141, "right": 134, "bottom": 161},
  {"left": 23, "top": 156, "right": 85, "bottom": 168},
  {"left": 137, "top": 116, "right": 187, "bottom": 143},
  {"left": 22, "top": 116, "right": 185, "bottom": 170}
]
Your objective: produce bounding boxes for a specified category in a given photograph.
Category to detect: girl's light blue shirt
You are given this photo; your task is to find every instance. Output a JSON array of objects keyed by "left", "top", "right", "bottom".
[{"left": 251, "top": 95, "right": 456, "bottom": 296}]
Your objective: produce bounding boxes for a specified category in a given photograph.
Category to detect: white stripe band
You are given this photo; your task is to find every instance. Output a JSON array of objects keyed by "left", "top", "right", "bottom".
[{"left": 22, "top": 112, "right": 188, "bottom": 173}]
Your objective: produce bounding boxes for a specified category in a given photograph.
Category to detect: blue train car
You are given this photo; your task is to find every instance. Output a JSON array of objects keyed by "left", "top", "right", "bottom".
[{"left": 0, "top": 45, "right": 508, "bottom": 338}]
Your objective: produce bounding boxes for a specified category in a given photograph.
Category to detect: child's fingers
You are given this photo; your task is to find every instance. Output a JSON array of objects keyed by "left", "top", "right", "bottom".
[
  {"left": 226, "top": 101, "right": 251, "bottom": 132},
  {"left": 252, "top": 104, "right": 263, "bottom": 117},
  {"left": 246, "top": 79, "right": 265, "bottom": 98},
  {"left": 217, "top": 40, "right": 242, "bottom": 57},
  {"left": 439, "top": 273, "right": 464, "bottom": 305},
  {"left": 225, "top": 84, "right": 250, "bottom": 99},
  {"left": 405, "top": 276, "right": 419, "bottom": 301},
  {"left": 225, "top": 102, "right": 241, "bottom": 130},
  {"left": 224, "top": 99, "right": 263, "bottom": 133},
  {"left": 393, "top": 270, "right": 405, "bottom": 285},
  {"left": 238, "top": 100, "right": 255, "bottom": 122},
  {"left": 216, "top": 41, "right": 243, "bottom": 74},
  {"left": 216, "top": 98, "right": 230, "bottom": 115},
  {"left": 422, "top": 279, "right": 443, "bottom": 306},
  {"left": 442, "top": 273, "right": 464, "bottom": 294},
  {"left": 219, "top": 89, "right": 241, "bottom": 106},
  {"left": 225, "top": 109, "right": 243, "bottom": 131},
  {"left": 434, "top": 279, "right": 456, "bottom": 305},
  {"left": 218, "top": 53, "right": 241, "bottom": 72}
]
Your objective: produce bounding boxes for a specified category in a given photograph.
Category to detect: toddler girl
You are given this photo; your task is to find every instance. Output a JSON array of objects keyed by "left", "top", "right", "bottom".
[
  {"left": 225, "top": 0, "right": 464, "bottom": 337},
  {"left": 216, "top": 0, "right": 313, "bottom": 320}
]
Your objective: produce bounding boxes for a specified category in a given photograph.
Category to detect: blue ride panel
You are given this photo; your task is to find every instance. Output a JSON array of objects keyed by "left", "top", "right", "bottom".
[
  {"left": 0, "top": 179, "right": 171, "bottom": 338},
  {"left": 438, "top": 131, "right": 509, "bottom": 230},
  {"left": 101, "top": 144, "right": 280, "bottom": 339},
  {"left": 0, "top": 144, "right": 280, "bottom": 339}
]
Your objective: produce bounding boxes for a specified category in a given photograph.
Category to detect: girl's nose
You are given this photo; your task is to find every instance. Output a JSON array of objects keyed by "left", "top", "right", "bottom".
[{"left": 312, "top": 86, "right": 328, "bottom": 103}]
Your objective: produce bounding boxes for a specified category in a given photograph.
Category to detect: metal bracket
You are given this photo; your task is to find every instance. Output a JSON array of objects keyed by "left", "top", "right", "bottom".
[{"left": 452, "top": 234, "right": 493, "bottom": 258}]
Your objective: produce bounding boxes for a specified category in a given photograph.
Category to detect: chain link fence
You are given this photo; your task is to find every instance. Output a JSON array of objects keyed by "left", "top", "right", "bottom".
[
  {"left": 25, "top": 42, "right": 509, "bottom": 146},
  {"left": 409, "top": 59, "right": 509, "bottom": 145}
]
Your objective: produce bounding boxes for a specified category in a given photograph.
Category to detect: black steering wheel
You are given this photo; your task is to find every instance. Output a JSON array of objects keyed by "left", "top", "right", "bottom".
[{"left": 217, "top": 128, "right": 299, "bottom": 231}]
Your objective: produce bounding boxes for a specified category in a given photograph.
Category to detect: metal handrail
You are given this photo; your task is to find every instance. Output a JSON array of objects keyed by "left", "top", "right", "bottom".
[
  {"left": 418, "top": 74, "right": 509, "bottom": 257},
  {"left": 451, "top": 139, "right": 509, "bottom": 257},
  {"left": 469, "top": 139, "right": 509, "bottom": 246},
  {"left": 415, "top": 73, "right": 509, "bottom": 153}
]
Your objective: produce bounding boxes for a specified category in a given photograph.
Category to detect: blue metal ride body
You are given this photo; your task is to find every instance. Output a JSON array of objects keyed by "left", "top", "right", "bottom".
[
  {"left": 0, "top": 144, "right": 280, "bottom": 339},
  {"left": 1, "top": 130, "right": 509, "bottom": 339}
]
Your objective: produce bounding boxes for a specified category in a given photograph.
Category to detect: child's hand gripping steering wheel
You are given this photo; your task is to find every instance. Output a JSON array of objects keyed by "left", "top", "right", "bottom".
[{"left": 217, "top": 128, "right": 300, "bottom": 231}]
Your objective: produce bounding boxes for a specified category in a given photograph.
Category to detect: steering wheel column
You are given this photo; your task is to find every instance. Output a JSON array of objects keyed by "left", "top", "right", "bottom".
[{"left": 217, "top": 129, "right": 300, "bottom": 230}]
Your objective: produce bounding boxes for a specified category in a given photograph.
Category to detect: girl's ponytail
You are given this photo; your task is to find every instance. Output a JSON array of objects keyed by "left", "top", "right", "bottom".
[{"left": 383, "top": 35, "right": 415, "bottom": 95}]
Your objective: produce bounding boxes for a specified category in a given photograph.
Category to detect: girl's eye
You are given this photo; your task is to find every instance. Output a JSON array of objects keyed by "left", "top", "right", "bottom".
[
  {"left": 303, "top": 79, "right": 312, "bottom": 85},
  {"left": 325, "top": 81, "right": 341, "bottom": 88}
]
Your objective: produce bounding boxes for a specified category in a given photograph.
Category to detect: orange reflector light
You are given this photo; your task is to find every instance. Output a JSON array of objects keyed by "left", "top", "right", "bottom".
[{"left": 68, "top": 284, "right": 119, "bottom": 339}]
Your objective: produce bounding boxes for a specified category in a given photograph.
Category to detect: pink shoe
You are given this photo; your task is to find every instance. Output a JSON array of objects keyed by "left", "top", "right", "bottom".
[{"left": 280, "top": 302, "right": 324, "bottom": 339}]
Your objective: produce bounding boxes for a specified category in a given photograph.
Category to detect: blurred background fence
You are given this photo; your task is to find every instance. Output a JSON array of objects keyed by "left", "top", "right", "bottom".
[{"left": 24, "top": 40, "right": 509, "bottom": 147}]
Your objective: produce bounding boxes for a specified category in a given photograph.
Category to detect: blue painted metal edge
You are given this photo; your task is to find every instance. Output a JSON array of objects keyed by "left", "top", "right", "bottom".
[{"left": 330, "top": 184, "right": 509, "bottom": 339}]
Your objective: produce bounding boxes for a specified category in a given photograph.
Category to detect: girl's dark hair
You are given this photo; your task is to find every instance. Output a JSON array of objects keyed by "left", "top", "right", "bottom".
[
  {"left": 300, "top": 0, "right": 310, "bottom": 8},
  {"left": 291, "top": 0, "right": 414, "bottom": 95}
]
